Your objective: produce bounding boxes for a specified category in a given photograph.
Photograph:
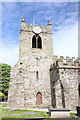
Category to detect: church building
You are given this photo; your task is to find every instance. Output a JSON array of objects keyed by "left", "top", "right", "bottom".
[{"left": 8, "top": 17, "right": 80, "bottom": 110}]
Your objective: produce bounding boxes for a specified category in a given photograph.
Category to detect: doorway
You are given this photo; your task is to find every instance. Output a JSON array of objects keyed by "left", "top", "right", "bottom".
[{"left": 36, "top": 92, "right": 42, "bottom": 105}]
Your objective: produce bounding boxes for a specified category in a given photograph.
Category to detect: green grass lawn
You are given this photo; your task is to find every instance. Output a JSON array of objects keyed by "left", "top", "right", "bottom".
[
  {"left": 70, "top": 113, "right": 79, "bottom": 118},
  {"left": 0, "top": 103, "right": 80, "bottom": 120},
  {"left": 0, "top": 103, "right": 48, "bottom": 119}
]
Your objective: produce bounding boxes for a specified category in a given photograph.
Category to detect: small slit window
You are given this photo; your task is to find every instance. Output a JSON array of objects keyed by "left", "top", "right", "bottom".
[
  {"left": 36, "top": 71, "right": 39, "bottom": 80},
  {"left": 20, "top": 62, "right": 22, "bottom": 65},
  {"left": 19, "top": 71, "right": 22, "bottom": 73}
]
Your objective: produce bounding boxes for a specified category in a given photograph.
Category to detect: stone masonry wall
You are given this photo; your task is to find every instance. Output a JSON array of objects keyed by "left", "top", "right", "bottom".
[
  {"left": 50, "top": 56, "right": 80, "bottom": 111},
  {"left": 8, "top": 17, "right": 80, "bottom": 110},
  {"left": 8, "top": 18, "right": 53, "bottom": 109}
]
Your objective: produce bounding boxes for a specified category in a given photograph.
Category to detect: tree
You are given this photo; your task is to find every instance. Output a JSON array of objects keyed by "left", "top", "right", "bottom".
[
  {"left": 0, "top": 63, "right": 11, "bottom": 101},
  {"left": 0, "top": 91, "right": 7, "bottom": 101}
]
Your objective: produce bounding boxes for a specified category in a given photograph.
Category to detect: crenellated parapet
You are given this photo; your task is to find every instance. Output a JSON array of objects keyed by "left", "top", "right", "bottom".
[
  {"left": 21, "top": 16, "right": 52, "bottom": 34},
  {"left": 50, "top": 56, "right": 80, "bottom": 70}
]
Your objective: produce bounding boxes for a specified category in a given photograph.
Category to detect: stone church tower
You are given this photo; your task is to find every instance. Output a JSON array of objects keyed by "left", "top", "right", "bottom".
[
  {"left": 8, "top": 17, "right": 80, "bottom": 111},
  {"left": 8, "top": 17, "right": 53, "bottom": 108}
]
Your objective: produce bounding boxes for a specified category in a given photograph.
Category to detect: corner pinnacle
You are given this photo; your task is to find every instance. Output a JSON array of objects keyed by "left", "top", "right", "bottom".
[
  {"left": 47, "top": 20, "right": 52, "bottom": 25},
  {"left": 21, "top": 16, "right": 25, "bottom": 22}
]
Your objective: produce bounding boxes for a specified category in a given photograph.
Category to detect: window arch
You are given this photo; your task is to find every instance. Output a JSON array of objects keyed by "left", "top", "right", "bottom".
[{"left": 32, "top": 35, "right": 42, "bottom": 49}]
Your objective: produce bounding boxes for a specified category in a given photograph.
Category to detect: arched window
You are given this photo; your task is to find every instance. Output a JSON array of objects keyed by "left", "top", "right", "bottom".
[
  {"left": 36, "top": 92, "right": 42, "bottom": 105},
  {"left": 32, "top": 35, "right": 42, "bottom": 49},
  {"left": 38, "top": 36, "right": 42, "bottom": 48},
  {"left": 32, "top": 36, "right": 36, "bottom": 48}
]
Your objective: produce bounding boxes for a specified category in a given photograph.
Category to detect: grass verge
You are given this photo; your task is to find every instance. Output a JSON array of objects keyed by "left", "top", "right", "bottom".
[
  {"left": 70, "top": 113, "right": 80, "bottom": 118},
  {"left": 0, "top": 103, "right": 48, "bottom": 119},
  {"left": 0, "top": 103, "right": 80, "bottom": 119}
]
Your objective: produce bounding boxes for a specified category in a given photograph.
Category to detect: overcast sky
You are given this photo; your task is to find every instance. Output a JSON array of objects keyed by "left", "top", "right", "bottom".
[{"left": 0, "top": 1, "right": 79, "bottom": 66}]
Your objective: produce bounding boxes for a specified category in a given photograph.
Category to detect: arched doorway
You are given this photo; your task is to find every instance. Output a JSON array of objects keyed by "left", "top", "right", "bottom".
[{"left": 36, "top": 92, "right": 42, "bottom": 105}]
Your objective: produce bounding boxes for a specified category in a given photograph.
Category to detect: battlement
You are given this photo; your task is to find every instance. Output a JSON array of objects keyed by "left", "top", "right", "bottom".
[
  {"left": 21, "top": 17, "right": 52, "bottom": 33},
  {"left": 50, "top": 55, "right": 80, "bottom": 69}
]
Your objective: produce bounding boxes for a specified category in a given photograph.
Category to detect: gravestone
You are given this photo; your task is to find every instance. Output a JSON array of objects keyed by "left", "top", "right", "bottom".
[{"left": 48, "top": 108, "right": 70, "bottom": 118}]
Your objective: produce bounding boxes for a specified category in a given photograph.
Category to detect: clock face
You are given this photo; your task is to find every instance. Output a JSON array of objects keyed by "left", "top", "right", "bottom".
[{"left": 33, "top": 27, "right": 41, "bottom": 34}]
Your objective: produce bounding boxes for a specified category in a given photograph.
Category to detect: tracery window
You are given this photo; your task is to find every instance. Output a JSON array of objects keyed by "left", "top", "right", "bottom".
[{"left": 32, "top": 35, "right": 42, "bottom": 49}]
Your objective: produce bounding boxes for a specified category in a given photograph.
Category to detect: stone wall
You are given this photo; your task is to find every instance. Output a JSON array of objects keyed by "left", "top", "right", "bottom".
[
  {"left": 50, "top": 56, "right": 80, "bottom": 111},
  {"left": 8, "top": 18, "right": 53, "bottom": 109},
  {"left": 8, "top": 17, "right": 80, "bottom": 110}
]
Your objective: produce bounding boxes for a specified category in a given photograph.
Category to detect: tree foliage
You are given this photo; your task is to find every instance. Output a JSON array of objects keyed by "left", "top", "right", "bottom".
[
  {"left": 0, "top": 91, "right": 7, "bottom": 101},
  {"left": 0, "top": 63, "right": 11, "bottom": 101}
]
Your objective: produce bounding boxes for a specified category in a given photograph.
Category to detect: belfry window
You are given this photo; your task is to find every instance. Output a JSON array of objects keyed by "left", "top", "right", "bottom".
[
  {"left": 32, "top": 36, "right": 36, "bottom": 48},
  {"left": 32, "top": 35, "right": 42, "bottom": 49},
  {"left": 38, "top": 36, "right": 42, "bottom": 48}
]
